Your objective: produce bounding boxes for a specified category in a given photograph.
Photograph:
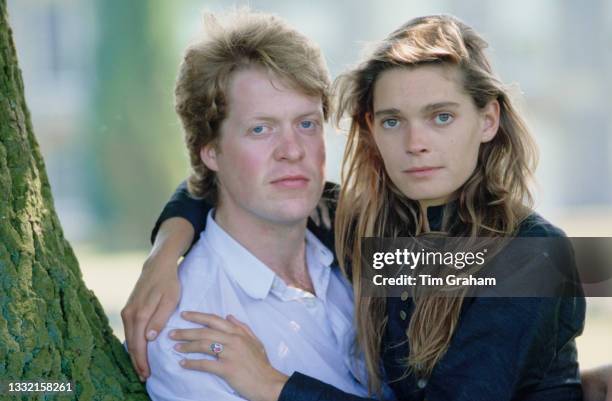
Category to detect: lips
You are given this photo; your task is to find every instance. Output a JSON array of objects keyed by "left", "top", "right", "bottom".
[
  {"left": 403, "top": 166, "right": 443, "bottom": 177},
  {"left": 405, "top": 166, "right": 441, "bottom": 173},
  {"left": 270, "top": 175, "right": 310, "bottom": 188}
]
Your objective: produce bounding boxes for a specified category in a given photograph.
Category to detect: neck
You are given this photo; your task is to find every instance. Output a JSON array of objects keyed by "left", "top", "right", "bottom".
[{"left": 214, "top": 206, "right": 312, "bottom": 291}]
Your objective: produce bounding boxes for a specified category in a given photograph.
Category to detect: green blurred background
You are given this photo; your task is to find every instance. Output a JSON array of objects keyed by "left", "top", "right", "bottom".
[{"left": 6, "top": 0, "right": 612, "bottom": 369}]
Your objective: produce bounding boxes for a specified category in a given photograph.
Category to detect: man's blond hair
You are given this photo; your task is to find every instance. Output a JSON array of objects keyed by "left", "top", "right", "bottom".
[{"left": 175, "top": 9, "right": 331, "bottom": 200}]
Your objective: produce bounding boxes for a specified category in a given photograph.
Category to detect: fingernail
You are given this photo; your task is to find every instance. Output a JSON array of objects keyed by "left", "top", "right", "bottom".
[
  {"left": 139, "top": 375, "right": 145, "bottom": 382},
  {"left": 169, "top": 330, "right": 176, "bottom": 338},
  {"left": 146, "top": 330, "right": 157, "bottom": 340},
  {"left": 174, "top": 343, "right": 182, "bottom": 351},
  {"left": 179, "top": 359, "right": 186, "bottom": 366}
]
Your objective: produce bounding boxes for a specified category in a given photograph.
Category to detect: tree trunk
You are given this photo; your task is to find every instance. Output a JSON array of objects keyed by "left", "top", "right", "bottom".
[{"left": 0, "top": 1, "right": 149, "bottom": 399}]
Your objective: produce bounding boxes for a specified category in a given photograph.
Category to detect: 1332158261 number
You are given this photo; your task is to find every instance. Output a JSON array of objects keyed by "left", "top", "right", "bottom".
[{"left": 1, "top": 380, "right": 74, "bottom": 394}]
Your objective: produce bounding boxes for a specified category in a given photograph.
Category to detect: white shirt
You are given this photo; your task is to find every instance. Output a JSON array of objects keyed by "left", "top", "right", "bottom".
[{"left": 146, "top": 211, "right": 369, "bottom": 400}]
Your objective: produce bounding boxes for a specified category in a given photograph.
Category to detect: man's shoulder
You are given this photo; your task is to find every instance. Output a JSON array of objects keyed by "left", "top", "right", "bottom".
[
  {"left": 179, "top": 234, "right": 224, "bottom": 281},
  {"left": 172, "top": 236, "right": 227, "bottom": 319},
  {"left": 152, "top": 239, "right": 227, "bottom": 350}
]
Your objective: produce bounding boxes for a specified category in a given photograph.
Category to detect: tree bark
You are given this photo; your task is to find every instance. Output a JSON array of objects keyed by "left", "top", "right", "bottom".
[{"left": 0, "top": 1, "right": 149, "bottom": 399}]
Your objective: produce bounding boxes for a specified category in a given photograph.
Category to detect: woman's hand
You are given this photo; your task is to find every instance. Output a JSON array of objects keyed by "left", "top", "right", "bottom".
[
  {"left": 121, "top": 217, "right": 194, "bottom": 381},
  {"left": 122, "top": 253, "right": 181, "bottom": 381},
  {"left": 173, "top": 312, "right": 288, "bottom": 401}
]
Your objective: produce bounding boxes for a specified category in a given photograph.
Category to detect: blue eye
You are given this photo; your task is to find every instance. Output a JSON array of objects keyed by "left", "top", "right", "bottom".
[
  {"left": 251, "top": 125, "right": 268, "bottom": 135},
  {"left": 300, "top": 120, "right": 314, "bottom": 129},
  {"left": 382, "top": 118, "right": 399, "bottom": 129},
  {"left": 434, "top": 113, "right": 453, "bottom": 125}
]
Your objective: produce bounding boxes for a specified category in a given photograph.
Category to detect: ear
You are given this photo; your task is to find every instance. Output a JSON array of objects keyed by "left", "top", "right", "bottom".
[
  {"left": 200, "top": 143, "right": 219, "bottom": 171},
  {"left": 480, "top": 99, "right": 500, "bottom": 143}
]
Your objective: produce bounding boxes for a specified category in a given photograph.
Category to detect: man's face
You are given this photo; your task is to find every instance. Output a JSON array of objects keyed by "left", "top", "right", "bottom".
[
  {"left": 202, "top": 67, "right": 326, "bottom": 226},
  {"left": 370, "top": 64, "right": 499, "bottom": 208}
]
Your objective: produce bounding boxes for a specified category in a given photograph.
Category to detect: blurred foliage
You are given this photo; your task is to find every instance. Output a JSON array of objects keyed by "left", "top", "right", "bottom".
[
  {"left": 8, "top": 0, "right": 608, "bottom": 251},
  {"left": 87, "top": 0, "right": 186, "bottom": 250}
]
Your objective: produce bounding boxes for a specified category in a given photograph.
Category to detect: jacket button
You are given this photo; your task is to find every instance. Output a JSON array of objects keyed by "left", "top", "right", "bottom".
[
  {"left": 399, "top": 310, "right": 407, "bottom": 320},
  {"left": 400, "top": 291, "right": 409, "bottom": 301},
  {"left": 417, "top": 379, "right": 427, "bottom": 389}
]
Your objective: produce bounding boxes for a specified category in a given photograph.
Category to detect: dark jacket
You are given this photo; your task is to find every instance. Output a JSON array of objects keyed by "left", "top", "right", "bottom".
[{"left": 152, "top": 181, "right": 585, "bottom": 401}]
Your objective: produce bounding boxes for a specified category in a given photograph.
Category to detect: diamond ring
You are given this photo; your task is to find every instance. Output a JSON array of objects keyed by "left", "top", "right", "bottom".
[{"left": 210, "top": 342, "right": 224, "bottom": 355}]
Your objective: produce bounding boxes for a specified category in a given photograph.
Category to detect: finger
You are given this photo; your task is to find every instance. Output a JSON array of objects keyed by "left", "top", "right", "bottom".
[
  {"left": 131, "top": 358, "right": 145, "bottom": 382},
  {"left": 123, "top": 335, "right": 145, "bottom": 382},
  {"left": 226, "top": 315, "right": 258, "bottom": 340},
  {"left": 134, "top": 294, "right": 165, "bottom": 378},
  {"left": 121, "top": 307, "right": 142, "bottom": 380},
  {"left": 179, "top": 358, "right": 224, "bottom": 375},
  {"left": 146, "top": 293, "right": 180, "bottom": 341},
  {"left": 125, "top": 332, "right": 147, "bottom": 381},
  {"left": 180, "top": 311, "right": 239, "bottom": 334},
  {"left": 137, "top": 293, "right": 179, "bottom": 378},
  {"left": 170, "top": 326, "right": 231, "bottom": 341},
  {"left": 122, "top": 305, "right": 149, "bottom": 380},
  {"left": 126, "top": 299, "right": 161, "bottom": 378},
  {"left": 174, "top": 338, "right": 231, "bottom": 356}
]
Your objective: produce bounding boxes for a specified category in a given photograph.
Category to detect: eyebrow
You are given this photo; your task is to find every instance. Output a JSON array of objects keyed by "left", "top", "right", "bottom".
[
  {"left": 422, "top": 102, "right": 460, "bottom": 114},
  {"left": 248, "top": 109, "right": 323, "bottom": 122},
  {"left": 373, "top": 102, "right": 461, "bottom": 118},
  {"left": 373, "top": 108, "right": 402, "bottom": 118},
  {"left": 294, "top": 110, "right": 324, "bottom": 120}
]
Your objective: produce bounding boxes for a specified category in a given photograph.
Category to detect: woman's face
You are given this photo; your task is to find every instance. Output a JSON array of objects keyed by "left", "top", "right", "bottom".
[{"left": 370, "top": 64, "right": 499, "bottom": 209}]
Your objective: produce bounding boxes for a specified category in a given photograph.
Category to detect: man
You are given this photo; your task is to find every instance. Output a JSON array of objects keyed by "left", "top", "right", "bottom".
[{"left": 140, "top": 9, "right": 368, "bottom": 401}]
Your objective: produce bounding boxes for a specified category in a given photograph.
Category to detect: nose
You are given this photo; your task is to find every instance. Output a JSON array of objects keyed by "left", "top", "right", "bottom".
[
  {"left": 404, "top": 123, "right": 430, "bottom": 155},
  {"left": 273, "top": 127, "right": 305, "bottom": 162}
]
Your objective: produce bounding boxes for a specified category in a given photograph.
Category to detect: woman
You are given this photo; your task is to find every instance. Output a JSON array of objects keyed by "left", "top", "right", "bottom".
[
  {"left": 304, "top": 15, "right": 584, "bottom": 400},
  {"left": 125, "top": 15, "right": 586, "bottom": 401}
]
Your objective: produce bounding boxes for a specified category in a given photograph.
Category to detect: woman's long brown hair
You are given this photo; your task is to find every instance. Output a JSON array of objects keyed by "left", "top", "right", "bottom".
[{"left": 333, "top": 15, "right": 538, "bottom": 394}]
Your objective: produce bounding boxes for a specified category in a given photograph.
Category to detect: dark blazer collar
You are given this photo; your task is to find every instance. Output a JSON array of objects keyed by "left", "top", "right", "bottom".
[{"left": 425, "top": 200, "right": 458, "bottom": 232}]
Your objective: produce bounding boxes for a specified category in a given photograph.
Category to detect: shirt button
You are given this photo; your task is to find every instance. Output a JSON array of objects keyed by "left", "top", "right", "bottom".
[
  {"left": 400, "top": 291, "right": 409, "bottom": 301},
  {"left": 417, "top": 378, "right": 427, "bottom": 389},
  {"left": 399, "top": 310, "right": 407, "bottom": 320}
]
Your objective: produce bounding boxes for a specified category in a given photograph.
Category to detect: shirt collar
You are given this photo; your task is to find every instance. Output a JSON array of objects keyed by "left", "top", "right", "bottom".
[
  {"left": 202, "top": 210, "right": 334, "bottom": 300},
  {"left": 426, "top": 200, "right": 458, "bottom": 232},
  {"left": 203, "top": 211, "right": 274, "bottom": 299}
]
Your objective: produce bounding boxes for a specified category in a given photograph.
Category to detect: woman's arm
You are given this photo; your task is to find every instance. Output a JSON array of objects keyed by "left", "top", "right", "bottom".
[
  {"left": 150, "top": 180, "right": 210, "bottom": 246},
  {"left": 124, "top": 180, "right": 213, "bottom": 380},
  {"left": 278, "top": 372, "right": 380, "bottom": 401}
]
